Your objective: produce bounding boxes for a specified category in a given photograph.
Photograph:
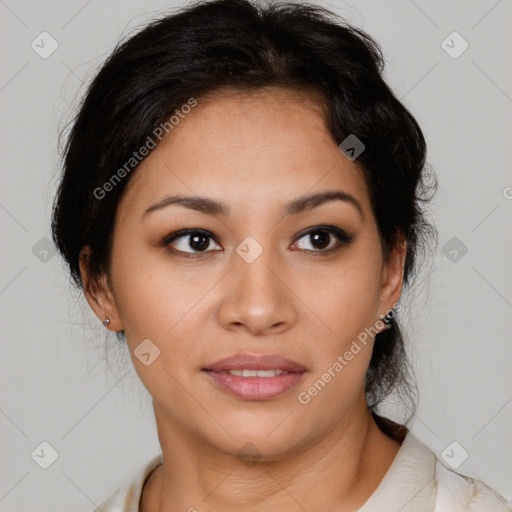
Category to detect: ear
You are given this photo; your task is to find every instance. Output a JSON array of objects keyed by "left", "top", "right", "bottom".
[
  {"left": 79, "top": 246, "right": 123, "bottom": 331},
  {"left": 377, "top": 232, "right": 407, "bottom": 324}
]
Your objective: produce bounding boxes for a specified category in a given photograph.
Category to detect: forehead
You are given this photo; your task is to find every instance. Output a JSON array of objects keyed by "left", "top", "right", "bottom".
[{"left": 119, "top": 88, "right": 371, "bottom": 218}]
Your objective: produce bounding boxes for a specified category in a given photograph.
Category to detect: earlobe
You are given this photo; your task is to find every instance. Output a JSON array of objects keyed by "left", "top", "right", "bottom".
[{"left": 79, "top": 246, "right": 123, "bottom": 331}]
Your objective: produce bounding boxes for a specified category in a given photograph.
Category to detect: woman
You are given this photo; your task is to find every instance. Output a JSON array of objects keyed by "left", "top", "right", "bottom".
[{"left": 51, "top": 0, "right": 511, "bottom": 510}]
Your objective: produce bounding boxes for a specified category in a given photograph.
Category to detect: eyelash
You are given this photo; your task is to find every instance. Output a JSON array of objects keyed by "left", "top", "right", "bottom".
[{"left": 163, "top": 225, "right": 354, "bottom": 259}]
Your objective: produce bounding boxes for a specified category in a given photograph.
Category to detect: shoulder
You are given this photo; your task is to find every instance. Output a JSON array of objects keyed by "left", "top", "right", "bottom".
[
  {"left": 434, "top": 457, "right": 511, "bottom": 511},
  {"left": 382, "top": 429, "right": 511, "bottom": 512},
  {"left": 91, "top": 454, "right": 163, "bottom": 512}
]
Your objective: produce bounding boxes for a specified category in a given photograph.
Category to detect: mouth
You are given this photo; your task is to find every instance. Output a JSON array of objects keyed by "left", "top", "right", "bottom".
[{"left": 202, "top": 353, "right": 307, "bottom": 401}]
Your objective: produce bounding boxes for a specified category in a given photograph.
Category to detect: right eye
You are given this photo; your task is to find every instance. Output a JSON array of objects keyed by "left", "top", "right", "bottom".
[{"left": 163, "top": 229, "right": 223, "bottom": 257}]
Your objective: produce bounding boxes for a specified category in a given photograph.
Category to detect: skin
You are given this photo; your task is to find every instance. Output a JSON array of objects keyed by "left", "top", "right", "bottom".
[{"left": 80, "top": 87, "right": 407, "bottom": 511}]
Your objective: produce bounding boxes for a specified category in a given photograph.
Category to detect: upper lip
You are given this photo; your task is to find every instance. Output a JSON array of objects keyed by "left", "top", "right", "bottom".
[{"left": 203, "top": 353, "right": 306, "bottom": 372}]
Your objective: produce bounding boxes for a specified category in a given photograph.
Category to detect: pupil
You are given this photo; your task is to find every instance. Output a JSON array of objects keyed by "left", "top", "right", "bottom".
[
  {"left": 190, "top": 234, "right": 209, "bottom": 251},
  {"left": 311, "top": 231, "right": 329, "bottom": 249}
]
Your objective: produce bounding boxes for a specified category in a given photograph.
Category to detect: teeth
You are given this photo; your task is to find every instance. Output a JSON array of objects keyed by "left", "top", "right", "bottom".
[
  {"left": 256, "top": 369, "right": 283, "bottom": 377},
  {"left": 227, "top": 369, "right": 284, "bottom": 377}
]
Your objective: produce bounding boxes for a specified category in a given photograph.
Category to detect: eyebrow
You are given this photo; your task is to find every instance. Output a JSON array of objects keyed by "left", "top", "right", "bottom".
[{"left": 143, "top": 190, "right": 364, "bottom": 219}]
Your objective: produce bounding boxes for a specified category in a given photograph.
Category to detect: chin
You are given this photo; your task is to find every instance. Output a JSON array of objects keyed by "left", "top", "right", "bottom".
[{"left": 200, "top": 405, "right": 314, "bottom": 461}]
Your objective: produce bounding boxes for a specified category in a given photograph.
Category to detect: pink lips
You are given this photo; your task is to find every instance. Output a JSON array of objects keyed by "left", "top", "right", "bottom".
[{"left": 203, "top": 353, "right": 306, "bottom": 401}]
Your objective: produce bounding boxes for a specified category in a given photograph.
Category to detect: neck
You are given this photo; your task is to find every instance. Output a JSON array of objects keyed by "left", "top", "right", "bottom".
[{"left": 140, "top": 399, "right": 402, "bottom": 512}]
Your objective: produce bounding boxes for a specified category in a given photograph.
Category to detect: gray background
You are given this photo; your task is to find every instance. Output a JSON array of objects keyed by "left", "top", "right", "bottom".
[{"left": 1, "top": 0, "right": 511, "bottom": 510}]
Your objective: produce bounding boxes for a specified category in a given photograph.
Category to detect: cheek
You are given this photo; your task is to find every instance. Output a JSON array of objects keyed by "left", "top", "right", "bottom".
[
  {"left": 109, "top": 243, "right": 172, "bottom": 338},
  {"left": 110, "top": 243, "right": 218, "bottom": 349},
  {"left": 300, "top": 248, "right": 382, "bottom": 339},
  {"left": 294, "top": 243, "right": 383, "bottom": 406},
  {"left": 109, "top": 249, "right": 209, "bottom": 398},
  {"left": 295, "top": 271, "right": 380, "bottom": 415}
]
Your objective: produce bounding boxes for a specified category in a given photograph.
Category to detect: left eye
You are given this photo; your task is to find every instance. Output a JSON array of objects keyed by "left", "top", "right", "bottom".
[{"left": 292, "top": 227, "right": 353, "bottom": 252}]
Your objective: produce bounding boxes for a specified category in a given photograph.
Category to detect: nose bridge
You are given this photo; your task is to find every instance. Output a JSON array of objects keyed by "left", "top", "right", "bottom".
[
  {"left": 217, "top": 234, "right": 296, "bottom": 334},
  {"left": 234, "top": 234, "right": 283, "bottom": 305},
  {"left": 236, "top": 236, "right": 279, "bottom": 293}
]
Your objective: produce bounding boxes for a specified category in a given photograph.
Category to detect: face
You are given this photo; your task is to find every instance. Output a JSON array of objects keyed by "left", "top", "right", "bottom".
[{"left": 82, "top": 87, "right": 405, "bottom": 461}]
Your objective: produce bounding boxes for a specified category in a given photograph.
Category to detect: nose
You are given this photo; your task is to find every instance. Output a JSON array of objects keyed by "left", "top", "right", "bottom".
[{"left": 216, "top": 242, "right": 298, "bottom": 336}]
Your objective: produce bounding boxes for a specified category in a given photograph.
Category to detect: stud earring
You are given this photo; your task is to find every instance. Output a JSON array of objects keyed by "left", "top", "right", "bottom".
[
  {"left": 103, "top": 317, "right": 110, "bottom": 327},
  {"left": 379, "top": 314, "right": 392, "bottom": 331}
]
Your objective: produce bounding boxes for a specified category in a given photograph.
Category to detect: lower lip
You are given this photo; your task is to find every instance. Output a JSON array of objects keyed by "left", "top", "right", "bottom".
[{"left": 204, "top": 371, "right": 305, "bottom": 401}]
